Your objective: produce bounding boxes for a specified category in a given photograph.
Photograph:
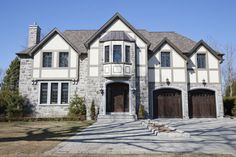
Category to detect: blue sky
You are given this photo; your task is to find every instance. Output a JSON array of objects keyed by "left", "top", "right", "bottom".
[{"left": 0, "top": 0, "right": 236, "bottom": 70}]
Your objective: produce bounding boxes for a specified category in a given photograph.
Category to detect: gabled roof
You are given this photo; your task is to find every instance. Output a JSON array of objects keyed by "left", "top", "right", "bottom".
[
  {"left": 189, "top": 40, "right": 222, "bottom": 61},
  {"left": 16, "top": 28, "right": 80, "bottom": 57},
  {"left": 84, "top": 12, "right": 151, "bottom": 48},
  {"left": 100, "top": 31, "right": 135, "bottom": 42},
  {"left": 151, "top": 37, "right": 187, "bottom": 60}
]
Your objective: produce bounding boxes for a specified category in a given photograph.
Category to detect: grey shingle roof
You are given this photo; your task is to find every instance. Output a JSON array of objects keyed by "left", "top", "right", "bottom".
[
  {"left": 138, "top": 30, "right": 196, "bottom": 52},
  {"left": 100, "top": 31, "right": 135, "bottom": 42},
  {"left": 62, "top": 29, "right": 196, "bottom": 54},
  {"left": 63, "top": 30, "right": 96, "bottom": 53},
  {"left": 17, "top": 29, "right": 197, "bottom": 56}
]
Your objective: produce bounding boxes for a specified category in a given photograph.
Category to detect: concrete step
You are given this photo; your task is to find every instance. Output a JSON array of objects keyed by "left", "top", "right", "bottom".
[{"left": 97, "top": 113, "right": 137, "bottom": 122}]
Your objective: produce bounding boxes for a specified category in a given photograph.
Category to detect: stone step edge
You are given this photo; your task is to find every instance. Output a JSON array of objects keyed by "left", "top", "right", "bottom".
[{"left": 141, "top": 120, "right": 191, "bottom": 138}]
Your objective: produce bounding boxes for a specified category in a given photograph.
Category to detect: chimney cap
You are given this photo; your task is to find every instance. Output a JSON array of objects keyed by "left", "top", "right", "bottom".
[{"left": 29, "top": 22, "right": 39, "bottom": 27}]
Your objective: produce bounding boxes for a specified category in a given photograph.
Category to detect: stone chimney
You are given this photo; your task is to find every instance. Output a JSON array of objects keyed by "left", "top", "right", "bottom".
[{"left": 28, "top": 22, "right": 41, "bottom": 47}]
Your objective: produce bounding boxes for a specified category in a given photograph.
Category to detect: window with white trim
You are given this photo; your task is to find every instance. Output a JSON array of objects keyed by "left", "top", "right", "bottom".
[
  {"left": 61, "top": 83, "right": 69, "bottom": 104},
  {"left": 43, "top": 52, "right": 52, "bottom": 67},
  {"left": 39, "top": 82, "right": 69, "bottom": 105},
  {"left": 125, "top": 45, "right": 130, "bottom": 63},
  {"left": 113, "top": 45, "right": 122, "bottom": 63},
  {"left": 104, "top": 46, "right": 110, "bottom": 63},
  {"left": 40, "top": 83, "right": 48, "bottom": 104},
  {"left": 161, "top": 52, "right": 170, "bottom": 67},
  {"left": 197, "top": 54, "right": 206, "bottom": 68},
  {"left": 59, "top": 52, "right": 69, "bottom": 67},
  {"left": 50, "top": 83, "right": 58, "bottom": 104}
]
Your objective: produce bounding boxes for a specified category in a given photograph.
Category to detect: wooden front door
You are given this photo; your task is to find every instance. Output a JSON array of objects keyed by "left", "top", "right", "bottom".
[
  {"left": 189, "top": 89, "right": 216, "bottom": 118},
  {"left": 153, "top": 89, "right": 182, "bottom": 118},
  {"left": 106, "top": 83, "right": 129, "bottom": 112}
]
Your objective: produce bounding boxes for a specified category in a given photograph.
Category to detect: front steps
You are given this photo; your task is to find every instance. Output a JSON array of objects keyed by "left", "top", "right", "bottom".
[{"left": 97, "top": 112, "right": 137, "bottom": 122}]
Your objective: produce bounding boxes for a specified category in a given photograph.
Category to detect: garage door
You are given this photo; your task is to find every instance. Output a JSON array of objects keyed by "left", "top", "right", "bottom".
[
  {"left": 189, "top": 89, "right": 216, "bottom": 118},
  {"left": 153, "top": 88, "right": 182, "bottom": 118}
]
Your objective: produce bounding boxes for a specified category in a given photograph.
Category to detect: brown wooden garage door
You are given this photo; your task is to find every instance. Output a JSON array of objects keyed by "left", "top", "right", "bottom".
[
  {"left": 153, "top": 88, "right": 182, "bottom": 118},
  {"left": 189, "top": 89, "right": 216, "bottom": 118}
]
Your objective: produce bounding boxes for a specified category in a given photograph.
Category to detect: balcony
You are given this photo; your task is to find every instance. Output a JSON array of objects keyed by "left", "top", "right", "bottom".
[{"left": 103, "top": 63, "right": 132, "bottom": 77}]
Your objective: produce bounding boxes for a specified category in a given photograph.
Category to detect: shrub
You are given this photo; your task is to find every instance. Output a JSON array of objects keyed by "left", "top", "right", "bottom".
[
  {"left": 223, "top": 96, "right": 236, "bottom": 116},
  {"left": 90, "top": 100, "right": 96, "bottom": 120},
  {"left": 138, "top": 104, "right": 145, "bottom": 119},
  {"left": 0, "top": 90, "right": 25, "bottom": 119},
  {"left": 68, "top": 93, "right": 86, "bottom": 120}
]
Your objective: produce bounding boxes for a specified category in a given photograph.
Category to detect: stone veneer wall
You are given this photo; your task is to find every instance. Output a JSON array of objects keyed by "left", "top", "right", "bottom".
[
  {"left": 19, "top": 58, "right": 38, "bottom": 115},
  {"left": 136, "top": 77, "right": 149, "bottom": 117},
  {"left": 188, "top": 83, "right": 224, "bottom": 118},
  {"left": 148, "top": 82, "right": 188, "bottom": 119}
]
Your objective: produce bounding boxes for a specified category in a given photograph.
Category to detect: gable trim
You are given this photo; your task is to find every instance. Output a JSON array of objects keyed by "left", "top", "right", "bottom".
[
  {"left": 84, "top": 12, "right": 151, "bottom": 48},
  {"left": 150, "top": 37, "right": 187, "bottom": 60},
  {"left": 189, "top": 40, "right": 222, "bottom": 61},
  {"left": 21, "top": 28, "right": 80, "bottom": 57}
]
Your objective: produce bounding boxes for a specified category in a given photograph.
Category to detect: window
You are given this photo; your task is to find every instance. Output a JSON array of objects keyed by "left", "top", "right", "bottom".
[
  {"left": 105, "top": 46, "right": 109, "bottom": 63},
  {"left": 50, "top": 83, "right": 58, "bottom": 104},
  {"left": 59, "top": 52, "right": 69, "bottom": 67},
  {"left": 61, "top": 83, "right": 69, "bottom": 104},
  {"left": 197, "top": 54, "right": 206, "bottom": 68},
  {"left": 161, "top": 52, "right": 170, "bottom": 67},
  {"left": 113, "top": 45, "right": 121, "bottom": 63},
  {"left": 43, "top": 52, "right": 52, "bottom": 67},
  {"left": 40, "top": 83, "right": 48, "bottom": 104},
  {"left": 125, "top": 46, "right": 130, "bottom": 63}
]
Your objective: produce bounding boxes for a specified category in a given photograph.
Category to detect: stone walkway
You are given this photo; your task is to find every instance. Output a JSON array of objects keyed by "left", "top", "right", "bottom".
[{"left": 47, "top": 118, "right": 236, "bottom": 156}]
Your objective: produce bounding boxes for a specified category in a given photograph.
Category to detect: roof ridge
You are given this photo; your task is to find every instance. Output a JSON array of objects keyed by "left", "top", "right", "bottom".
[{"left": 64, "top": 29, "right": 98, "bottom": 31}]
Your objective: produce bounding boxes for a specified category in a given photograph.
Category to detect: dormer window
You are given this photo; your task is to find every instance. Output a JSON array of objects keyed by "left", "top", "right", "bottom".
[
  {"left": 161, "top": 51, "right": 170, "bottom": 67},
  {"left": 105, "top": 46, "right": 110, "bottom": 63},
  {"left": 43, "top": 52, "right": 52, "bottom": 67},
  {"left": 113, "top": 45, "right": 121, "bottom": 63},
  {"left": 59, "top": 52, "right": 69, "bottom": 67}
]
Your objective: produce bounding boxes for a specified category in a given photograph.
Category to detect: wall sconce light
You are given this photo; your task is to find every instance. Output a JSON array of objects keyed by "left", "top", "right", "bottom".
[
  {"left": 72, "top": 79, "right": 79, "bottom": 85},
  {"left": 100, "top": 88, "right": 104, "bottom": 95},
  {"left": 202, "top": 79, "right": 206, "bottom": 86},
  {"left": 32, "top": 80, "right": 37, "bottom": 85},
  {"left": 166, "top": 78, "right": 170, "bottom": 86},
  {"left": 131, "top": 88, "right": 136, "bottom": 94}
]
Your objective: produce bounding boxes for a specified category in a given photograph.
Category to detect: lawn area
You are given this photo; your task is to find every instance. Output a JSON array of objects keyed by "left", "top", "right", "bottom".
[{"left": 0, "top": 121, "right": 94, "bottom": 157}]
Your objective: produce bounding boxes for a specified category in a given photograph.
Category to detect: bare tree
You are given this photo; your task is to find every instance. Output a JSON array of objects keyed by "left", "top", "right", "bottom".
[{"left": 222, "top": 44, "right": 236, "bottom": 96}]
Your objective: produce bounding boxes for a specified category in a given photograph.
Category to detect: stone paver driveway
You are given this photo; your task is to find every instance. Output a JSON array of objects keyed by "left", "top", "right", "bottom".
[{"left": 47, "top": 118, "right": 236, "bottom": 156}]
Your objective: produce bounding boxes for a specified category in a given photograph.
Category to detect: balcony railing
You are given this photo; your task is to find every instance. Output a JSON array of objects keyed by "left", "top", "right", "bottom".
[{"left": 103, "top": 63, "right": 132, "bottom": 77}]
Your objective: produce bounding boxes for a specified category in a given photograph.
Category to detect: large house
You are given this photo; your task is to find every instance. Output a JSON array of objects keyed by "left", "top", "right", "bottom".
[{"left": 17, "top": 13, "right": 224, "bottom": 120}]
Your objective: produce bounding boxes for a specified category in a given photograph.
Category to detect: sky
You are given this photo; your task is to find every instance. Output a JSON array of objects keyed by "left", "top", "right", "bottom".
[{"left": 0, "top": 0, "right": 236, "bottom": 71}]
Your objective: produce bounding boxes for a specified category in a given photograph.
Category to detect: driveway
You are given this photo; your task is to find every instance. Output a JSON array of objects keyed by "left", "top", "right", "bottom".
[{"left": 47, "top": 118, "right": 236, "bottom": 156}]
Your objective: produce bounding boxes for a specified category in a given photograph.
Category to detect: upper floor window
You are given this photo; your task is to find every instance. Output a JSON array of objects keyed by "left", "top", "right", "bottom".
[
  {"left": 105, "top": 46, "right": 110, "bottom": 63},
  {"left": 161, "top": 52, "right": 170, "bottom": 67},
  {"left": 197, "top": 54, "right": 206, "bottom": 68},
  {"left": 43, "top": 52, "right": 52, "bottom": 67},
  {"left": 125, "top": 46, "right": 130, "bottom": 63},
  {"left": 113, "top": 45, "right": 121, "bottom": 63},
  {"left": 59, "top": 52, "right": 69, "bottom": 67}
]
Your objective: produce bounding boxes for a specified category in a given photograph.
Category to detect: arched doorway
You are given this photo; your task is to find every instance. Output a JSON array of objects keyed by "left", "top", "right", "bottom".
[
  {"left": 153, "top": 88, "right": 182, "bottom": 118},
  {"left": 106, "top": 83, "right": 129, "bottom": 113},
  {"left": 188, "top": 89, "right": 216, "bottom": 118}
]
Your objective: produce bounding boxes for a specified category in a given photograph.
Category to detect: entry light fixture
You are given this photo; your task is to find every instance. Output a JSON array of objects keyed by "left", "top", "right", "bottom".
[
  {"left": 202, "top": 79, "right": 206, "bottom": 86},
  {"left": 166, "top": 78, "right": 170, "bottom": 86},
  {"left": 131, "top": 88, "right": 136, "bottom": 94},
  {"left": 100, "top": 88, "right": 104, "bottom": 95}
]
